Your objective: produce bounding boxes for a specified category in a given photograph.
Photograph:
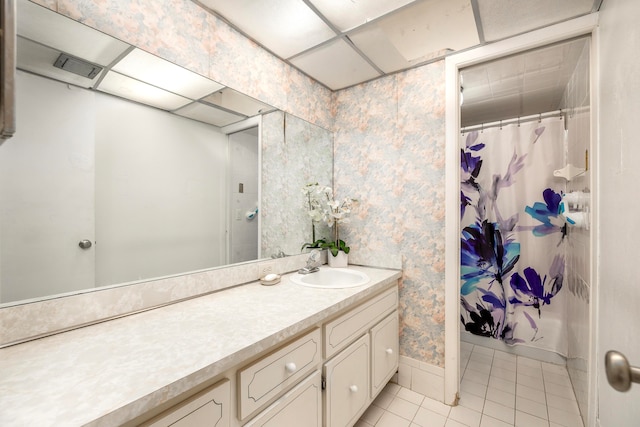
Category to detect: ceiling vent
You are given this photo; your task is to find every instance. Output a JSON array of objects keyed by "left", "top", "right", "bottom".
[{"left": 53, "top": 53, "right": 102, "bottom": 79}]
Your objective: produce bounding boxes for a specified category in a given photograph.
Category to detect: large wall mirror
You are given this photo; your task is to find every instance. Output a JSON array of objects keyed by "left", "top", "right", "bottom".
[{"left": 0, "top": 0, "right": 333, "bottom": 306}]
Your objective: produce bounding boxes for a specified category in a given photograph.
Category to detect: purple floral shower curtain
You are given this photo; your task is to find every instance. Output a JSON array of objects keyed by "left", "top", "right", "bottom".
[{"left": 460, "top": 118, "right": 568, "bottom": 355}]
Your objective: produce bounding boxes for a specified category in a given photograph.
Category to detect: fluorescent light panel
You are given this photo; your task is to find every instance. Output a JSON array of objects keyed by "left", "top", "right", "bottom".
[
  {"left": 97, "top": 72, "right": 192, "bottom": 111},
  {"left": 201, "top": 88, "right": 275, "bottom": 117},
  {"left": 309, "top": 0, "right": 415, "bottom": 32},
  {"left": 112, "top": 49, "right": 224, "bottom": 100},
  {"left": 16, "top": 0, "right": 129, "bottom": 66},
  {"left": 198, "top": 0, "right": 336, "bottom": 59}
]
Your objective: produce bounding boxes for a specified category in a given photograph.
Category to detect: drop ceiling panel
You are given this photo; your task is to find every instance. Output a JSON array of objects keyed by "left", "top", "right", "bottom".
[
  {"left": 348, "top": 0, "right": 478, "bottom": 74},
  {"left": 97, "top": 72, "right": 192, "bottom": 111},
  {"left": 174, "top": 102, "right": 245, "bottom": 127},
  {"left": 17, "top": 0, "right": 130, "bottom": 66},
  {"left": 201, "top": 88, "right": 275, "bottom": 117},
  {"left": 309, "top": 0, "right": 416, "bottom": 32},
  {"left": 362, "top": 0, "right": 479, "bottom": 62},
  {"left": 290, "top": 39, "right": 381, "bottom": 90},
  {"left": 16, "top": 37, "right": 105, "bottom": 89},
  {"left": 477, "top": 0, "right": 595, "bottom": 41},
  {"left": 197, "top": 0, "right": 336, "bottom": 58},
  {"left": 112, "top": 49, "right": 224, "bottom": 100},
  {"left": 461, "top": 37, "right": 590, "bottom": 127}
]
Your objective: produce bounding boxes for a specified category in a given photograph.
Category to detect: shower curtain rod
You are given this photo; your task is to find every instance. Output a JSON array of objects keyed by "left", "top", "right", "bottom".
[{"left": 461, "top": 109, "right": 564, "bottom": 134}]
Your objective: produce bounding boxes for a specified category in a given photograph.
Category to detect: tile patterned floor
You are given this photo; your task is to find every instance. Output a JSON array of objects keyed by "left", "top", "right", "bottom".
[{"left": 356, "top": 342, "right": 584, "bottom": 427}]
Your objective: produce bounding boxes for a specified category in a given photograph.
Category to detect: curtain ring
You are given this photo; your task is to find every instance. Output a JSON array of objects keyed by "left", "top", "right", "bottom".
[
  {"left": 517, "top": 117, "right": 520, "bottom": 127},
  {"left": 481, "top": 123, "right": 484, "bottom": 133},
  {"left": 538, "top": 113, "right": 542, "bottom": 123},
  {"left": 499, "top": 120, "right": 502, "bottom": 130}
]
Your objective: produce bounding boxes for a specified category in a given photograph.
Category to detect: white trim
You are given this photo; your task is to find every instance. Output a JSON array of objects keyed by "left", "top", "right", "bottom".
[
  {"left": 220, "top": 115, "right": 260, "bottom": 135},
  {"left": 588, "top": 26, "right": 600, "bottom": 427},
  {"left": 444, "top": 13, "right": 600, "bottom": 408}
]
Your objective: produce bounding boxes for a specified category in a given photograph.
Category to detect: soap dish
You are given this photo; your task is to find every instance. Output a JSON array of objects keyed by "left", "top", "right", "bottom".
[{"left": 260, "top": 274, "right": 281, "bottom": 286}]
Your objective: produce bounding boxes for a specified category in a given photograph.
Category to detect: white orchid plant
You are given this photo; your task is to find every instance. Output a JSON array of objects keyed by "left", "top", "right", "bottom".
[{"left": 302, "top": 183, "right": 356, "bottom": 257}]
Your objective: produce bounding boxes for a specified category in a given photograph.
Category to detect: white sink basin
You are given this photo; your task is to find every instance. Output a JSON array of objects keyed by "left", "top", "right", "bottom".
[{"left": 290, "top": 267, "right": 370, "bottom": 289}]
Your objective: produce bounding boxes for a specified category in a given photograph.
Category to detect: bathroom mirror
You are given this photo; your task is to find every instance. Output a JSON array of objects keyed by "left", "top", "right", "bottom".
[{"left": 0, "top": 0, "right": 333, "bottom": 306}]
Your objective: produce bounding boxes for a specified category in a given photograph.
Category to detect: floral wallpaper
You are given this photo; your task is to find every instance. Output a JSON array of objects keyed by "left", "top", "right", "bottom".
[
  {"left": 261, "top": 112, "right": 333, "bottom": 258},
  {"left": 334, "top": 62, "right": 447, "bottom": 366}
]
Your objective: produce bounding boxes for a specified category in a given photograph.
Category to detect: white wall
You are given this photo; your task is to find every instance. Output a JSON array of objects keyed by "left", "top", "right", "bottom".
[
  {"left": 560, "top": 40, "right": 591, "bottom": 425},
  {"left": 0, "top": 71, "right": 96, "bottom": 303},
  {"left": 228, "top": 127, "right": 259, "bottom": 264},
  {"left": 95, "top": 94, "right": 228, "bottom": 286},
  {"left": 597, "top": 0, "right": 640, "bottom": 424}
]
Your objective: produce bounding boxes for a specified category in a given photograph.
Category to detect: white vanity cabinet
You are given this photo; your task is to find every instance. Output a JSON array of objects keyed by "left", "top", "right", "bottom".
[
  {"left": 136, "top": 283, "right": 399, "bottom": 427},
  {"left": 141, "top": 379, "right": 231, "bottom": 427},
  {"left": 323, "top": 287, "right": 399, "bottom": 427}
]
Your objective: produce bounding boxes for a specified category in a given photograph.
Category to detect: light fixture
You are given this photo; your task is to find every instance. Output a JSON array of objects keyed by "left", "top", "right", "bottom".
[
  {"left": 97, "top": 71, "right": 191, "bottom": 111},
  {"left": 111, "top": 49, "right": 224, "bottom": 100}
]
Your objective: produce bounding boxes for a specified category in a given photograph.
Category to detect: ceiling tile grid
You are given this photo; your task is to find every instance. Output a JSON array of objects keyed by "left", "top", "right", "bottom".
[{"left": 194, "top": 0, "right": 600, "bottom": 91}]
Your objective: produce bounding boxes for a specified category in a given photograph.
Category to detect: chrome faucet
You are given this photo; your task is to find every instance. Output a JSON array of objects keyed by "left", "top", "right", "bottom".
[{"left": 298, "top": 249, "right": 321, "bottom": 274}]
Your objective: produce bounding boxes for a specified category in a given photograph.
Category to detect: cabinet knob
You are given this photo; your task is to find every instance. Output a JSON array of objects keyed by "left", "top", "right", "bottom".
[
  {"left": 349, "top": 385, "right": 358, "bottom": 393},
  {"left": 285, "top": 362, "right": 297, "bottom": 373},
  {"left": 385, "top": 348, "right": 394, "bottom": 355}
]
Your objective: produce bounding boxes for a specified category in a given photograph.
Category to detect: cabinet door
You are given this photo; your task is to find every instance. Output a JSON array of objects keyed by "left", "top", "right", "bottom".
[
  {"left": 141, "top": 379, "right": 230, "bottom": 427},
  {"left": 245, "top": 372, "right": 322, "bottom": 427},
  {"left": 371, "top": 311, "right": 399, "bottom": 398},
  {"left": 324, "top": 334, "right": 370, "bottom": 427}
]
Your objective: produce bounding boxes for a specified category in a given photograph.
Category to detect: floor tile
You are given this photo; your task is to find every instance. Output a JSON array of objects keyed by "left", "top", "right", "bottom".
[
  {"left": 383, "top": 382, "right": 402, "bottom": 396},
  {"left": 449, "top": 405, "right": 482, "bottom": 427},
  {"left": 397, "top": 387, "right": 426, "bottom": 405},
  {"left": 372, "top": 391, "right": 395, "bottom": 409},
  {"left": 545, "top": 382, "right": 576, "bottom": 400},
  {"left": 412, "top": 407, "right": 447, "bottom": 427},
  {"left": 545, "top": 394, "right": 580, "bottom": 415},
  {"left": 516, "top": 395, "right": 548, "bottom": 419},
  {"left": 517, "top": 357, "right": 542, "bottom": 369},
  {"left": 515, "top": 410, "right": 550, "bottom": 427},
  {"left": 445, "top": 419, "right": 470, "bottom": 427},
  {"left": 376, "top": 411, "right": 411, "bottom": 427},
  {"left": 483, "top": 399, "right": 515, "bottom": 424},
  {"left": 468, "top": 360, "right": 493, "bottom": 374},
  {"left": 354, "top": 420, "right": 374, "bottom": 427},
  {"left": 518, "top": 365, "right": 543, "bottom": 378},
  {"left": 486, "top": 387, "right": 516, "bottom": 409},
  {"left": 462, "top": 378, "right": 489, "bottom": 398},
  {"left": 517, "top": 373, "right": 545, "bottom": 391},
  {"left": 422, "top": 397, "right": 453, "bottom": 417},
  {"left": 481, "top": 414, "right": 514, "bottom": 427},
  {"left": 465, "top": 368, "right": 491, "bottom": 385},
  {"left": 360, "top": 404, "right": 385, "bottom": 425},
  {"left": 471, "top": 353, "right": 495, "bottom": 365},
  {"left": 474, "top": 346, "right": 496, "bottom": 356},
  {"left": 492, "top": 367, "right": 517, "bottom": 382},
  {"left": 459, "top": 392, "right": 486, "bottom": 412},
  {"left": 387, "top": 396, "right": 420, "bottom": 420},
  {"left": 547, "top": 407, "right": 584, "bottom": 427},
  {"left": 489, "top": 376, "right": 516, "bottom": 394},
  {"left": 542, "top": 372, "right": 573, "bottom": 388},
  {"left": 494, "top": 350, "right": 517, "bottom": 362},
  {"left": 516, "top": 383, "right": 546, "bottom": 404}
]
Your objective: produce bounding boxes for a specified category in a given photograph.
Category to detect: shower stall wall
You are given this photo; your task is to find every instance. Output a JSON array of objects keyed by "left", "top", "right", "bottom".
[{"left": 460, "top": 116, "right": 570, "bottom": 356}]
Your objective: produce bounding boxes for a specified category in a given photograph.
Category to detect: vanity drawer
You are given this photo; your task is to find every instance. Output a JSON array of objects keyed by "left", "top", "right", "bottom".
[
  {"left": 324, "top": 287, "right": 398, "bottom": 358},
  {"left": 244, "top": 371, "right": 322, "bottom": 427},
  {"left": 238, "top": 328, "right": 321, "bottom": 420},
  {"left": 141, "top": 379, "right": 230, "bottom": 427}
]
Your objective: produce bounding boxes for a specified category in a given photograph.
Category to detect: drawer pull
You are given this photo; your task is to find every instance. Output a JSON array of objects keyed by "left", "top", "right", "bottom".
[
  {"left": 349, "top": 385, "right": 358, "bottom": 393},
  {"left": 385, "top": 348, "right": 394, "bottom": 355},
  {"left": 285, "top": 362, "right": 297, "bottom": 373}
]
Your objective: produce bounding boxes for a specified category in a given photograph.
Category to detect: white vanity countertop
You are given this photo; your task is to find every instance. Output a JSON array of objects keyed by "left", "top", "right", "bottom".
[{"left": 0, "top": 265, "right": 401, "bottom": 427}]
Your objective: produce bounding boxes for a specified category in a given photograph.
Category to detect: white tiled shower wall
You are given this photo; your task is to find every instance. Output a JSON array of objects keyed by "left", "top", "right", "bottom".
[{"left": 560, "top": 40, "right": 591, "bottom": 426}]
